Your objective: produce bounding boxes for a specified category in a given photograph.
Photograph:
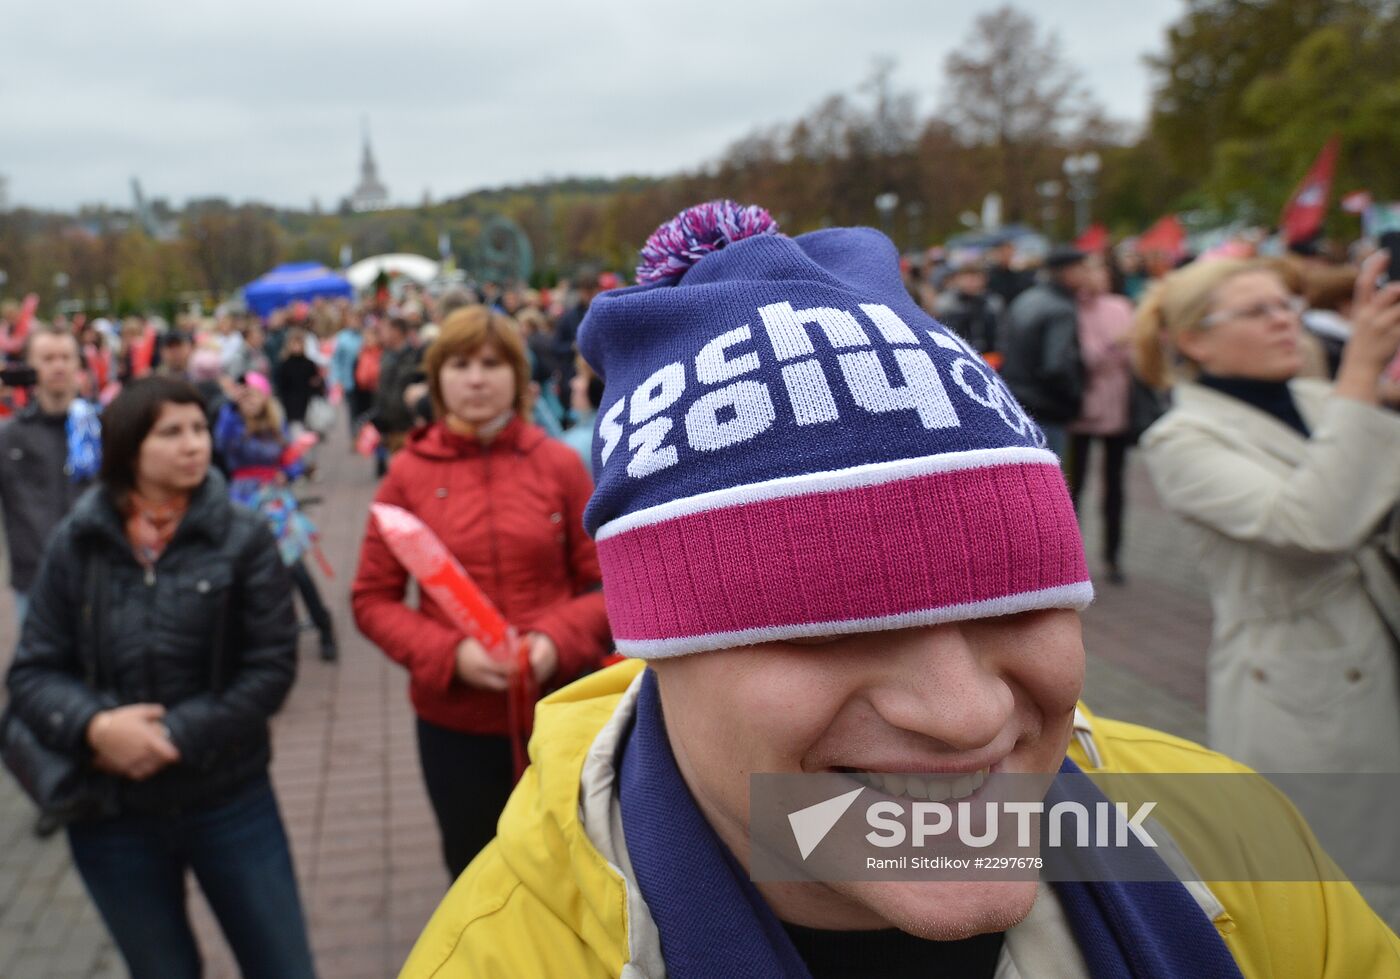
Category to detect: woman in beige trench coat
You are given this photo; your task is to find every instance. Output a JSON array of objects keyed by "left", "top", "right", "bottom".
[
  {"left": 1133, "top": 255, "right": 1400, "bottom": 925},
  {"left": 1135, "top": 254, "right": 1400, "bottom": 775}
]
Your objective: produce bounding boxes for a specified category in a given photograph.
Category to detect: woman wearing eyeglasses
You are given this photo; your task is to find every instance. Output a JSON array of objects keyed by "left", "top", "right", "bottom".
[{"left": 1133, "top": 254, "right": 1400, "bottom": 919}]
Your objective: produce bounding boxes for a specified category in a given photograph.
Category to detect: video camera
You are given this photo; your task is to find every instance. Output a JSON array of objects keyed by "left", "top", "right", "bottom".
[{"left": 0, "top": 364, "right": 38, "bottom": 388}]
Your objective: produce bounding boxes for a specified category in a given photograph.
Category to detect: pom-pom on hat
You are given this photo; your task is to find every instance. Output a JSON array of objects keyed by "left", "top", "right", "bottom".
[
  {"left": 636, "top": 200, "right": 781, "bottom": 284},
  {"left": 580, "top": 202, "right": 1091, "bottom": 658}
]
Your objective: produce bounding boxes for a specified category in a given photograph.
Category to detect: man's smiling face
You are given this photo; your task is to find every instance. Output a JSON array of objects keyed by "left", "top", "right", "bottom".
[{"left": 650, "top": 608, "right": 1085, "bottom": 939}]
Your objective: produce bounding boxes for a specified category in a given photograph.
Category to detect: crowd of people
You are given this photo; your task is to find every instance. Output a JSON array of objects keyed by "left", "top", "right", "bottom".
[
  {"left": 901, "top": 232, "right": 1400, "bottom": 584},
  {"left": 1, "top": 200, "right": 1398, "bottom": 977}
]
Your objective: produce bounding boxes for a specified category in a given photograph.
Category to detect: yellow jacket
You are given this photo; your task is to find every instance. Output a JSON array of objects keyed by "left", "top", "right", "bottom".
[{"left": 401, "top": 660, "right": 1400, "bottom": 978}]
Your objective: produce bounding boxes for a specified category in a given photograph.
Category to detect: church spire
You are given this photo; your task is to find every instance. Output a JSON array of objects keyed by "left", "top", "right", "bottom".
[
  {"left": 360, "top": 115, "right": 376, "bottom": 175},
  {"left": 350, "top": 115, "right": 389, "bottom": 212}
]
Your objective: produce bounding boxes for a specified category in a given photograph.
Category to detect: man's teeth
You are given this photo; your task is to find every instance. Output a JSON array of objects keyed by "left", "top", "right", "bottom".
[{"left": 849, "top": 768, "right": 988, "bottom": 801}]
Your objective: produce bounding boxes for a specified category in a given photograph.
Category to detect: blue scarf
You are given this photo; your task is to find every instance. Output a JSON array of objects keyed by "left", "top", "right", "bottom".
[
  {"left": 617, "top": 669, "right": 1243, "bottom": 979},
  {"left": 65, "top": 399, "right": 102, "bottom": 483}
]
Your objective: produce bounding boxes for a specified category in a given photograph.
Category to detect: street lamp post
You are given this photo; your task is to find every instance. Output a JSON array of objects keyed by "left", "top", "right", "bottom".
[
  {"left": 904, "top": 201, "right": 924, "bottom": 252},
  {"left": 874, "top": 193, "right": 900, "bottom": 241},
  {"left": 1036, "top": 181, "right": 1062, "bottom": 236},
  {"left": 1062, "top": 153, "right": 1101, "bottom": 236}
]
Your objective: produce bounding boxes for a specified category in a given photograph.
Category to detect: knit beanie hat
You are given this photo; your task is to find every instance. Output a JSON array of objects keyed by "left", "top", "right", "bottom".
[
  {"left": 242, "top": 371, "right": 272, "bottom": 396},
  {"left": 578, "top": 201, "right": 1091, "bottom": 658}
]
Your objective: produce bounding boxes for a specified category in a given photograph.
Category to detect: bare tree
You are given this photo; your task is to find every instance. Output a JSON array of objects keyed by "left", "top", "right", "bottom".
[
  {"left": 940, "top": 6, "right": 1097, "bottom": 221},
  {"left": 861, "top": 56, "right": 920, "bottom": 157}
]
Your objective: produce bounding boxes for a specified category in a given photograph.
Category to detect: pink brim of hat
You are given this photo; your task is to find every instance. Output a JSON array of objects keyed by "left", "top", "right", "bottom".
[{"left": 594, "top": 446, "right": 1092, "bottom": 658}]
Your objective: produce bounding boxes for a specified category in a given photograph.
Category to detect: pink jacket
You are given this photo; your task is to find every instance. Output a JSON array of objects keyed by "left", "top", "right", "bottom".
[{"left": 1070, "top": 293, "right": 1135, "bottom": 436}]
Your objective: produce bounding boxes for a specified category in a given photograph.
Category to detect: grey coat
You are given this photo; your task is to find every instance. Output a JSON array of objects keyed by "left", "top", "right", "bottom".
[{"left": 0, "top": 405, "right": 93, "bottom": 592}]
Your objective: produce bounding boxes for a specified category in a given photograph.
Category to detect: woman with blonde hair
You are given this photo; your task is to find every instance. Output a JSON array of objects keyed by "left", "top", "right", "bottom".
[
  {"left": 352, "top": 305, "right": 610, "bottom": 879},
  {"left": 1134, "top": 252, "right": 1400, "bottom": 919}
]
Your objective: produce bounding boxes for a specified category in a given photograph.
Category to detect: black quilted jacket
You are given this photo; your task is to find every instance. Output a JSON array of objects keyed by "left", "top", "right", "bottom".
[{"left": 5, "top": 470, "right": 298, "bottom": 816}]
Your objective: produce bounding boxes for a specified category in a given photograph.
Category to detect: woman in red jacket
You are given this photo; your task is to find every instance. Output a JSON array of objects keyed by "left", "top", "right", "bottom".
[{"left": 351, "top": 306, "right": 610, "bottom": 879}]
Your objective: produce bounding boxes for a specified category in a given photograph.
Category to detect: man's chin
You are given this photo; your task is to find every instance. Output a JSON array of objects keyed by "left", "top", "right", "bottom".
[{"left": 835, "top": 879, "right": 1039, "bottom": 941}]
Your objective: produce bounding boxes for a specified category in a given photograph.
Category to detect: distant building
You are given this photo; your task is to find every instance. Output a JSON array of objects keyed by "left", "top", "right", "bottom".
[{"left": 350, "top": 121, "right": 389, "bottom": 213}]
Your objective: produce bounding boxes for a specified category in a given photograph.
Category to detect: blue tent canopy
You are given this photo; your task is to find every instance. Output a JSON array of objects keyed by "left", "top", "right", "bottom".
[{"left": 242, "top": 262, "right": 353, "bottom": 317}]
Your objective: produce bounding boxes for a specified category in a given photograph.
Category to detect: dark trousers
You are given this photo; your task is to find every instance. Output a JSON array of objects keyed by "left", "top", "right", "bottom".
[
  {"left": 1068, "top": 432, "right": 1130, "bottom": 566},
  {"left": 348, "top": 387, "right": 375, "bottom": 440},
  {"left": 290, "top": 558, "right": 332, "bottom": 637},
  {"left": 1039, "top": 421, "right": 1069, "bottom": 459},
  {"left": 67, "top": 775, "right": 315, "bottom": 979},
  {"left": 416, "top": 718, "right": 515, "bottom": 881}
]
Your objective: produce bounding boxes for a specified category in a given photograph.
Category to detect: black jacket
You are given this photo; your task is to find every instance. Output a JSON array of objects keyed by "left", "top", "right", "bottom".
[
  {"left": 274, "top": 354, "right": 324, "bottom": 425},
  {"left": 987, "top": 264, "right": 1031, "bottom": 307},
  {"left": 1001, "top": 282, "right": 1084, "bottom": 425},
  {"left": 372, "top": 344, "right": 424, "bottom": 435},
  {"left": 5, "top": 470, "right": 297, "bottom": 816},
  {"left": 933, "top": 290, "right": 1004, "bottom": 355},
  {"left": 0, "top": 403, "right": 94, "bottom": 592},
  {"left": 553, "top": 302, "right": 589, "bottom": 396}
]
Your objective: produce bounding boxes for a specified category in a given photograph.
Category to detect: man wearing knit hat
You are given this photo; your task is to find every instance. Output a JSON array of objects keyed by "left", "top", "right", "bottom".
[{"left": 399, "top": 203, "right": 1399, "bottom": 978}]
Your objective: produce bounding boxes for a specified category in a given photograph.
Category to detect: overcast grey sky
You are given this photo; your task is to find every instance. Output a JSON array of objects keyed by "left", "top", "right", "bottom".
[{"left": 3, "top": 0, "right": 1183, "bottom": 212}]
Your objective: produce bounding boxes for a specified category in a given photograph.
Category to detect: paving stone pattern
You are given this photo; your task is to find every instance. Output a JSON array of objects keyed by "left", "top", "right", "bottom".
[{"left": 0, "top": 430, "right": 1209, "bottom": 977}]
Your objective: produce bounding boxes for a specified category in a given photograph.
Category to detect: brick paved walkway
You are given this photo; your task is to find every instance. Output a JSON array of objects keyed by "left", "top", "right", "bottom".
[{"left": 0, "top": 430, "right": 1211, "bottom": 977}]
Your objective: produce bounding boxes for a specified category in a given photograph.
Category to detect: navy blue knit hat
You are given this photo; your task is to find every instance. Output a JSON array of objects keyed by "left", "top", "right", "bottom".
[{"left": 578, "top": 201, "right": 1090, "bottom": 657}]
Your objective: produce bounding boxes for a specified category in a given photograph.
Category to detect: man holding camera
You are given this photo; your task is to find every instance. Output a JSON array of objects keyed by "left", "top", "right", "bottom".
[{"left": 0, "top": 325, "right": 91, "bottom": 624}]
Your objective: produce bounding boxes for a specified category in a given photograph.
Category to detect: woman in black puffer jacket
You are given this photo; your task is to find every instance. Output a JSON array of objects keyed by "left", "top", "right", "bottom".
[{"left": 5, "top": 376, "right": 315, "bottom": 979}]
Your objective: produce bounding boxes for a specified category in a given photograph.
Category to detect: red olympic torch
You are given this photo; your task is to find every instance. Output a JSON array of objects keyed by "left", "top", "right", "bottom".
[{"left": 370, "top": 503, "right": 537, "bottom": 779}]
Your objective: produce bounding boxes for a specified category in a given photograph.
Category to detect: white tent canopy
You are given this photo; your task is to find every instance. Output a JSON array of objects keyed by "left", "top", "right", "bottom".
[{"left": 345, "top": 253, "right": 441, "bottom": 291}]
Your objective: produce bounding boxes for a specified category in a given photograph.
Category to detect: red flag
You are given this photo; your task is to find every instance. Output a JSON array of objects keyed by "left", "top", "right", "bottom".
[
  {"left": 1075, "top": 224, "right": 1109, "bottom": 253},
  {"left": 280, "top": 431, "right": 320, "bottom": 467},
  {"left": 131, "top": 325, "right": 158, "bottom": 378},
  {"left": 354, "top": 421, "right": 381, "bottom": 457},
  {"left": 2, "top": 294, "right": 39, "bottom": 357},
  {"left": 1280, "top": 136, "right": 1340, "bottom": 245},
  {"left": 17, "top": 294, "right": 38, "bottom": 341},
  {"left": 1137, "top": 215, "right": 1185, "bottom": 259}
]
